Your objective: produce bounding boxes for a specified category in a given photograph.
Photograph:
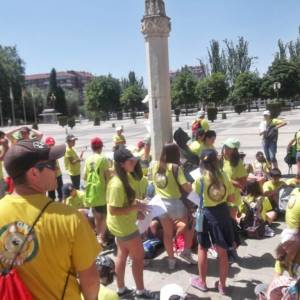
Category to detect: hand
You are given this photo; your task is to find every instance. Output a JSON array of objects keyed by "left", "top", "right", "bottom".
[{"left": 136, "top": 201, "right": 151, "bottom": 214}]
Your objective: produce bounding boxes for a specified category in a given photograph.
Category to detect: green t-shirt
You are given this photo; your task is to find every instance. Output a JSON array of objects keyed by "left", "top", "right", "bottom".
[
  {"left": 192, "top": 171, "right": 234, "bottom": 207},
  {"left": 65, "top": 190, "right": 85, "bottom": 209},
  {"left": 285, "top": 187, "right": 300, "bottom": 229},
  {"left": 64, "top": 146, "right": 81, "bottom": 176},
  {"left": 113, "top": 134, "right": 126, "bottom": 145},
  {"left": 128, "top": 174, "right": 148, "bottom": 200},
  {"left": 223, "top": 159, "right": 247, "bottom": 207},
  {"left": 106, "top": 176, "right": 138, "bottom": 238},
  {"left": 151, "top": 162, "right": 187, "bottom": 199},
  {"left": 189, "top": 141, "right": 203, "bottom": 156},
  {"left": 84, "top": 153, "right": 109, "bottom": 207}
]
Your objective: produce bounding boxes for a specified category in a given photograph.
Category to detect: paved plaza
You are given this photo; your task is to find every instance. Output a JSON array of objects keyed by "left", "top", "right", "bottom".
[{"left": 1, "top": 109, "right": 299, "bottom": 299}]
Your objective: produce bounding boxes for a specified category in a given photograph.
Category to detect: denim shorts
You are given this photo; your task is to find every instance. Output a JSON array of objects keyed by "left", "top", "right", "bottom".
[{"left": 263, "top": 140, "right": 277, "bottom": 163}]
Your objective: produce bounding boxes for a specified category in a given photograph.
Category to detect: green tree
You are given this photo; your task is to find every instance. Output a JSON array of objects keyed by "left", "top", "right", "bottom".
[
  {"left": 208, "top": 40, "right": 226, "bottom": 74},
  {"left": 65, "top": 89, "right": 80, "bottom": 117},
  {"left": 233, "top": 72, "right": 261, "bottom": 110},
  {"left": 171, "top": 67, "right": 198, "bottom": 113},
  {"left": 24, "top": 87, "right": 47, "bottom": 122},
  {"left": 196, "top": 72, "right": 228, "bottom": 105},
  {"left": 85, "top": 75, "right": 121, "bottom": 116},
  {"left": 120, "top": 83, "right": 146, "bottom": 111}
]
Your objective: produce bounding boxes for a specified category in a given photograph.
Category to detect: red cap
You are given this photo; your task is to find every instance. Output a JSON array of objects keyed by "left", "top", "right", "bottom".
[
  {"left": 91, "top": 137, "right": 103, "bottom": 148},
  {"left": 45, "top": 136, "right": 55, "bottom": 146}
]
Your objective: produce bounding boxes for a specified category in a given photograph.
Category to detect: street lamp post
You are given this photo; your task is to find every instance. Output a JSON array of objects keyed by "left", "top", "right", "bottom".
[
  {"left": 273, "top": 82, "right": 281, "bottom": 101},
  {"left": 22, "top": 88, "right": 27, "bottom": 124},
  {"left": 10, "top": 86, "right": 16, "bottom": 126},
  {"left": 31, "top": 89, "right": 37, "bottom": 124}
]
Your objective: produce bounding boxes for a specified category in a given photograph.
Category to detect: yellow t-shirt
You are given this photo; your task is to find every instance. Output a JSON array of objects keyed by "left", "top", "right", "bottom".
[
  {"left": 269, "top": 118, "right": 285, "bottom": 127},
  {"left": 223, "top": 159, "right": 247, "bottom": 207},
  {"left": 151, "top": 162, "right": 187, "bottom": 199},
  {"left": 263, "top": 180, "right": 286, "bottom": 193},
  {"left": 66, "top": 190, "right": 85, "bottom": 209},
  {"left": 128, "top": 174, "right": 148, "bottom": 200},
  {"left": 252, "top": 160, "right": 271, "bottom": 176},
  {"left": 285, "top": 188, "right": 300, "bottom": 229},
  {"left": 189, "top": 141, "right": 203, "bottom": 156},
  {"left": 295, "top": 131, "right": 300, "bottom": 151},
  {"left": 64, "top": 146, "right": 81, "bottom": 176},
  {"left": 81, "top": 285, "right": 119, "bottom": 300},
  {"left": 193, "top": 172, "right": 234, "bottom": 207},
  {"left": 0, "top": 160, "right": 3, "bottom": 181},
  {"left": 113, "top": 134, "right": 126, "bottom": 145},
  {"left": 0, "top": 194, "right": 100, "bottom": 300},
  {"left": 285, "top": 177, "right": 300, "bottom": 187},
  {"left": 106, "top": 176, "right": 138, "bottom": 238},
  {"left": 241, "top": 195, "right": 273, "bottom": 221}
]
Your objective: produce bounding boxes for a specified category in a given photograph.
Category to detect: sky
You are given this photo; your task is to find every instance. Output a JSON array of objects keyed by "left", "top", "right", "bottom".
[{"left": 1, "top": 0, "right": 300, "bottom": 83}]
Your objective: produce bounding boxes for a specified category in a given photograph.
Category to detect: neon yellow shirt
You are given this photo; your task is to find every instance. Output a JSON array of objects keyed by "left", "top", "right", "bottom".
[
  {"left": 189, "top": 141, "right": 203, "bottom": 156},
  {"left": 223, "top": 159, "right": 247, "bottom": 207},
  {"left": 128, "top": 174, "right": 148, "bottom": 200},
  {"left": 113, "top": 134, "right": 126, "bottom": 145},
  {"left": 106, "top": 176, "right": 138, "bottom": 238},
  {"left": 81, "top": 285, "right": 119, "bottom": 300},
  {"left": 0, "top": 160, "right": 3, "bottom": 181},
  {"left": 285, "top": 188, "right": 300, "bottom": 229},
  {"left": 295, "top": 131, "right": 300, "bottom": 151},
  {"left": 66, "top": 190, "right": 85, "bottom": 209},
  {"left": 263, "top": 180, "right": 285, "bottom": 193},
  {"left": 64, "top": 146, "right": 81, "bottom": 176},
  {"left": 193, "top": 172, "right": 234, "bottom": 207},
  {"left": 151, "top": 162, "right": 187, "bottom": 199},
  {"left": 84, "top": 153, "right": 109, "bottom": 207},
  {"left": 0, "top": 194, "right": 100, "bottom": 300},
  {"left": 285, "top": 177, "right": 300, "bottom": 186}
]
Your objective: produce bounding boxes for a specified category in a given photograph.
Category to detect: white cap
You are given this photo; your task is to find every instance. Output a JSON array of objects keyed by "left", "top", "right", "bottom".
[
  {"left": 160, "top": 284, "right": 186, "bottom": 300},
  {"left": 263, "top": 110, "right": 271, "bottom": 116},
  {"left": 196, "top": 110, "right": 205, "bottom": 118},
  {"left": 116, "top": 126, "right": 123, "bottom": 132},
  {"left": 142, "top": 94, "right": 150, "bottom": 104}
]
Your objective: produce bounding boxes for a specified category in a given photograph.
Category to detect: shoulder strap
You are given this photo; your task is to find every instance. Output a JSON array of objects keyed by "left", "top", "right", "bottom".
[
  {"left": 199, "top": 176, "right": 204, "bottom": 209},
  {"left": 9, "top": 200, "right": 53, "bottom": 270},
  {"left": 61, "top": 271, "right": 71, "bottom": 300}
]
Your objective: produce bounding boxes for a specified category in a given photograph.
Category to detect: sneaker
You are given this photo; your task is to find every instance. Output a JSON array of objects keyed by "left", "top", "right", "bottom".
[
  {"left": 190, "top": 277, "right": 208, "bottom": 292},
  {"left": 264, "top": 225, "right": 275, "bottom": 237},
  {"left": 167, "top": 257, "right": 176, "bottom": 270},
  {"left": 215, "top": 280, "right": 227, "bottom": 296},
  {"left": 117, "top": 287, "right": 134, "bottom": 299},
  {"left": 179, "top": 249, "right": 197, "bottom": 265},
  {"left": 208, "top": 247, "right": 218, "bottom": 259},
  {"left": 134, "top": 289, "right": 157, "bottom": 299}
]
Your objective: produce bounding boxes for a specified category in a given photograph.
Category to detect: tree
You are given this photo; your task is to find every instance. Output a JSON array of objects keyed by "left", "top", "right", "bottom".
[
  {"left": 120, "top": 84, "right": 146, "bottom": 111},
  {"left": 85, "top": 75, "right": 121, "bottom": 116},
  {"left": 208, "top": 40, "right": 226, "bottom": 74},
  {"left": 65, "top": 89, "right": 80, "bottom": 117},
  {"left": 233, "top": 72, "right": 261, "bottom": 110},
  {"left": 196, "top": 72, "right": 228, "bottom": 105},
  {"left": 171, "top": 67, "right": 198, "bottom": 112},
  {"left": 24, "top": 87, "right": 47, "bottom": 122}
]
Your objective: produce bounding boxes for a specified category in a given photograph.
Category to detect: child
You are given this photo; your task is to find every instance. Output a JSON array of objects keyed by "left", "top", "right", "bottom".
[
  {"left": 252, "top": 151, "right": 271, "bottom": 180},
  {"left": 62, "top": 183, "right": 85, "bottom": 210}
]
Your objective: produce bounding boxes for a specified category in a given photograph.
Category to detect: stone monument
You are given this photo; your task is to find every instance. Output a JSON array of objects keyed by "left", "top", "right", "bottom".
[
  {"left": 39, "top": 93, "right": 61, "bottom": 124},
  {"left": 141, "top": 0, "right": 173, "bottom": 160}
]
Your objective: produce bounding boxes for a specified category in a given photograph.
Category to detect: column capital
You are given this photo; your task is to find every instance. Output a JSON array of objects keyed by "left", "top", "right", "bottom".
[{"left": 141, "top": 15, "right": 171, "bottom": 38}]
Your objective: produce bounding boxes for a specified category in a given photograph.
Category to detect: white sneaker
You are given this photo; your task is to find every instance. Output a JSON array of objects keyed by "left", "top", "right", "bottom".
[
  {"left": 264, "top": 225, "right": 275, "bottom": 237},
  {"left": 167, "top": 257, "right": 176, "bottom": 270},
  {"left": 179, "top": 249, "right": 197, "bottom": 265},
  {"left": 208, "top": 247, "right": 218, "bottom": 259}
]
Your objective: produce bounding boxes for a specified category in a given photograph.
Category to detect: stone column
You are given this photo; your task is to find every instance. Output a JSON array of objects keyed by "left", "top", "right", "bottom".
[{"left": 141, "top": 1, "right": 173, "bottom": 160}]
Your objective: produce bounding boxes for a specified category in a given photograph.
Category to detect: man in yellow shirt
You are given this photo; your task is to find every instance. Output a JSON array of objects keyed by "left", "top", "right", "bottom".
[
  {"left": 113, "top": 127, "right": 126, "bottom": 148},
  {"left": 259, "top": 110, "right": 287, "bottom": 169},
  {"left": 64, "top": 134, "right": 84, "bottom": 189},
  {"left": 0, "top": 139, "right": 100, "bottom": 300}
]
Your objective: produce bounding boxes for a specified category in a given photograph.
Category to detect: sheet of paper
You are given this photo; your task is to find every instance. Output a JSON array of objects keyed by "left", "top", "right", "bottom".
[
  {"left": 190, "top": 168, "right": 201, "bottom": 181},
  {"left": 187, "top": 191, "right": 200, "bottom": 206},
  {"left": 137, "top": 213, "right": 153, "bottom": 234}
]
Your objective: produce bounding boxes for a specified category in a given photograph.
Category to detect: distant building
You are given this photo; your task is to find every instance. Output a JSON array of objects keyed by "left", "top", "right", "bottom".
[
  {"left": 25, "top": 70, "right": 93, "bottom": 104},
  {"left": 169, "top": 65, "right": 207, "bottom": 81}
]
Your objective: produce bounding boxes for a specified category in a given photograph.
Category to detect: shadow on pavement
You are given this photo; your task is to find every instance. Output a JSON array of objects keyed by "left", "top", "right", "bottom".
[
  {"left": 236, "top": 253, "right": 274, "bottom": 270},
  {"left": 228, "top": 279, "right": 263, "bottom": 300}
]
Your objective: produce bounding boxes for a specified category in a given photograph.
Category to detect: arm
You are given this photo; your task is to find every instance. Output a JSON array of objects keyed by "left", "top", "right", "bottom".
[
  {"left": 109, "top": 201, "right": 148, "bottom": 216},
  {"left": 181, "top": 182, "right": 192, "bottom": 194},
  {"left": 287, "top": 138, "right": 296, "bottom": 150},
  {"left": 68, "top": 156, "right": 82, "bottom": 165},
  {"left": 276, "top": 121, "right": 287, "bottom": 129},
  {"left": 0, "top": 138, "right": 9, "bottom": 160},
  {"left": 5, "top": 126, "right": 22, "bottom": 143},
  {"left": 78, "top": 262, "right": 100, "bottom": 300},
  {"left": 31, "top": 128, "right": 43, "bottom": 141},
  {"left": 232, "top": 176, "right": 247, "bottom": 190}
]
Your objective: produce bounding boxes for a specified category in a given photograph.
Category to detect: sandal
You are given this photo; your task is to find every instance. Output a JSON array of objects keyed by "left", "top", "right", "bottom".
[
  {"left": 190, "top": 277, "right": 208, "bottom": 292},
  {"left": 215, "top": 280, "right": 227, "bottom": 295}
]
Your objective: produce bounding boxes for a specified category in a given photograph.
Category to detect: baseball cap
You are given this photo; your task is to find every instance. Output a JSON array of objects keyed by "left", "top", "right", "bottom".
[
  {"left": 45, "top": 136, "right": 55, "bottom": 146},
  {"left": 200, "top": 148, "right": 218, "bottom": 163},
  {"left": 91, "top": 137, "right": 103, "bottom": 148},
  {"left": 223, "top": 137, "right": 241, "bottom": 150},
  {"left": 263, "top": 110, "right": 271, "bottom": 116},
  {"left": 160, "top": 284, "right": 187, "bottom": 300},
  {"left": 62, "top": 183, "right": 74, "bottom": 199},
  {"left": 196, "top": 110, "right": 205, "bottom": 118},
  {"left": 269, "top": 168, "right": 282, "bottom": 177},
  {"left": 66, "top": 134, "right": 78, "bottom": 142},
  {"left": 116, "top": 126, "right": 123, "bottom": 132},
  {"left": 4, "top": 140, "right": 66, "bottom": 179},
  {"left": 114, "top": 148, "right": 135, "bottom": 163}
]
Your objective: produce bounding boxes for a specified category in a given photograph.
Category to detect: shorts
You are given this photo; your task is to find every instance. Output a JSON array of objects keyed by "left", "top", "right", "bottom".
[
  {"left": 93, "top": 205, "right": 107, "bottom": 214},
  {"left": 115, "top": 230, "right": 140, "bottom": 242},
  {"left": 160, "top": 198, "right": 187, "bottom": 220}
]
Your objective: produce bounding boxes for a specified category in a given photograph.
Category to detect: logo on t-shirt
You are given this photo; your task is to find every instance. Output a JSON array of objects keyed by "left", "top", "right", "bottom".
[
  {"left": 208, "top": 183, "right": 226, "bottom": 202},
  {"left": 0, "top": 221, "right": 38, "bottom": 267},
  {"left": 154, "top": 173, "right": 168, "bottom": 189}
]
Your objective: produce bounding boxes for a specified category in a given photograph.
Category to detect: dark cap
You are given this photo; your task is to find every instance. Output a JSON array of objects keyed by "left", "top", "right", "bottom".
[
  {"left": 4, "top": 140, "right": 66, "bottom": 179},
  {"left": 66, "top": 134, "right": 78, "bottom": 142},
  {"left": 62, "top": 183, "right": 74, "bottom": 198},
  {"left": 114, "top": 148, "right": 135, "bottom": 163},
  {"left": 270, "top": 168, "right": 282, "bottom": 177},
  {"left": 200, "top": 149, "right": 218, "bottom": 163}
]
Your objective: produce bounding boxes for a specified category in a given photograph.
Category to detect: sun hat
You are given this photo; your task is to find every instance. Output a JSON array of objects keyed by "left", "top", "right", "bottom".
[
  {"left": 66, "top": 134, "right": 78, "bottom": 142},
  {"left": 223, "top": 137, "right": 241, "bottom": 150}
]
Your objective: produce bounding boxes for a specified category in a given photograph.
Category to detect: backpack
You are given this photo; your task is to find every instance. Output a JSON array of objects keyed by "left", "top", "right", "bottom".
[
  {"left": 85, "top": 157, "right": 103, "bottom": 206},
  {"left": 284, "top": 144, "right": 297, "bottom": 167},
  {"left": 192, "top": 119, "right": 202, "bottom": 136},
  {"left": 143, "top": 238, "right": 163, "bottom": 259},
  {"left": 278, "top": 186, "right": 297, "bottom": 212},
  {"left": 0, "top": 201, "right": 53, "bottom": 300},
  {"left": 240, "top": 197, "right": 265, "bottom": 239},
  {"left": 264, "top": 124, "right": 278, "bottom": 142}
]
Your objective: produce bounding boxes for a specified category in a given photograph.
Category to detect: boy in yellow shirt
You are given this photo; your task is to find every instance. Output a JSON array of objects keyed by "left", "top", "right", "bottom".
[{"left": 63, "top": 183, "right": 85, "bottom": 210}]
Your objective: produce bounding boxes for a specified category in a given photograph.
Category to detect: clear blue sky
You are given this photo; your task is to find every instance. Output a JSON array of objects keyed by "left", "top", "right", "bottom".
[{"left": 1, "top": 0, "right": 299, "bottom": 82}]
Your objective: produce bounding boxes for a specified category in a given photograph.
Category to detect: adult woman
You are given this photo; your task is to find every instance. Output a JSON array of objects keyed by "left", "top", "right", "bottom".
[
  {"left": 191, "top": 149, "right": 235, "bottom": 295},
  {"left": 106, "top": 148, "right": 155, "bottom": 299},
  {"left": 151, "top": 143, "right": 192, "bottom": 269}
]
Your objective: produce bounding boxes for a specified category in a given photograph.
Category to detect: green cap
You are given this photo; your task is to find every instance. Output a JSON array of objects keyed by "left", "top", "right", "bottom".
[{"left": 223, "top": 137, "right": 240, "bottom": 150}]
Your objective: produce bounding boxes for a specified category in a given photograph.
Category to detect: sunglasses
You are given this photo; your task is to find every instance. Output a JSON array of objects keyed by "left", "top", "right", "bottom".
[{"left": 34, "top": 161, "right": 56, "bottom": 171}]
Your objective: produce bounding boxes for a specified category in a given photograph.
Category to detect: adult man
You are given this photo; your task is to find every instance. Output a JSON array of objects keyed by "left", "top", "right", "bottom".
[
  {"left": 0, "top": 131, "right": 9, "bottom": 198},
  {"left": 64, "top": 134, "right": 84, "bottom": 189},
  {"left": 191, "top": 111, "right": 209, "bottom": 140},
  {"left": 6, "top": 126, "right": 43, "bottom": 144},
  {"left": 84, "top": 137, "right": 110, "bottom": 245},
  {"left": 113, "top": 127, "right": 126, "bottom": 148},
  {"left": 0, "top": 140, "right": 100, "bottom": 299},
  {"left": 259, "top": 110, "right": 287, "bottom": 169}
]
